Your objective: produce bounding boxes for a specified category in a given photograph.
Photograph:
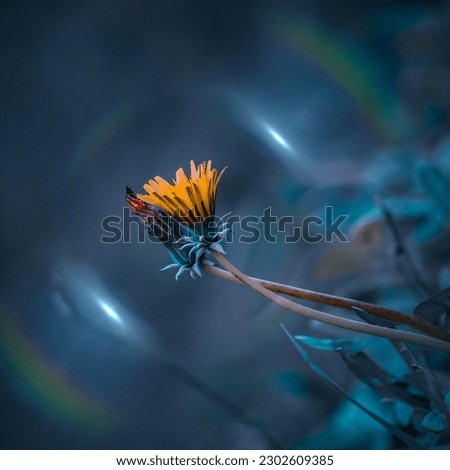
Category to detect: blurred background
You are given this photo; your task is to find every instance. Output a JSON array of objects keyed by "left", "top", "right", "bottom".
[{"left": 1, "top": 0, "right": 450, "bottom": 450}]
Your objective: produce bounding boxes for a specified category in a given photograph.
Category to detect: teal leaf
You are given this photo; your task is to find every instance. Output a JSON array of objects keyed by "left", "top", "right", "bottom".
[
  {"left": 413, "top": 287, "right": 450, "bottom": 329},
  {"left": 340, "top": 351, "right": 428, "bottom": 410},
  {"left": 294, "top": 335, "right": 369, "bottom": 353},
  {"left": 355, "top": 195, "right": 447, "bottom": 243},
  {"left": 414, "top": 214, "right": 446, "bottom": 243},
  {"left": 387, "top": 339, "right": 450, "bottom": 428},
  {"left": 438, "top": 137, "right": 450, "bottom": 174},
  {"left": 274, "top": 370, "right": 307, "bottom": 397},
  {"left": 395, "top": 401, "right": 414, "bottom": 427},
  {"left": 422, "top": 410, "right": 447, "bottom": 432},
  {"left": 414, "top": 162, "right": 450, "bottom": 222},
  {"left": 282, "top": 324, "right": 424, "bottom": 449},
  {"left": 382, "top": 196, "right": 432, "bottom": 219},
  {"left": 440, "top": 268, "right": 450, "bottom": 290},
  {"left": 445, "top": 391, "right": 450, "bottom": 408}
]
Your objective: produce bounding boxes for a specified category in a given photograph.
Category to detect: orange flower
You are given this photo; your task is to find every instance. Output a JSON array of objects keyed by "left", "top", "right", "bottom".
[
  {"left": 127, "top": 160, "right": 227, "bottom": 279},
  {"left": 137, "top": 160, "right": 226, "bottom": 226}
]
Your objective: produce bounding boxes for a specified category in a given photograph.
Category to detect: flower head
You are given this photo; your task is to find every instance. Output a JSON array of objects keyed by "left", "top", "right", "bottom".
[
  {"left": 137, "top": 160, "right": 226, "bottom": 227},
  {"left": 126, "top": 161, "right": 227, "bottom": 279}
]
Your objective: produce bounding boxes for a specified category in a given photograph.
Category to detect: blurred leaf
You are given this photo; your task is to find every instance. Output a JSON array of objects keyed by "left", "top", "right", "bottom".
[
  {"left": 413, "top": 287, "right": 450, "bottom": 329},
  {"left": 294, "top": 335, "right": 369, "bottom": 353},
  {"left": 395, "top": 401, "right": 414, "bottom": 427},
  {"left": 380, "top": 196, "right": 433, "bottom": 219},
  {"left": 282, "top": 324, "right": 424, "bottom": 449},
  {"left": 340, "top": 350, "right": 429, "bottom": 409},
  {"left": 313, "top": 244, "right": 376, "bottom": 279},
  {"left": 384, "top": 196, "right": 446, "bottom": 243},
  {"left": 409, "top": 362, "right": 450, "bottom": 428},
  {"left": 445, "top": 391, "right": 450, "bottom": 407},
  {"left": 355, "top": 303, "right": 450, "bottom": 427},
  {"left": 274, "top": 370, "right": 307, "bottom": 397},
  {"left": 363, "top": 149, "right": 415, "bottom": 191},
  {"left": 438, "top": 137, "right": 450, "bottom": 174},
  {"left": 422, "top": 410, "right": 447, "bottom": 432},
  {"left": 378, "top": 336, "right": 450, "bottom": 433},
  {"left": 414, "top": 215, "right": 447, "bottom": 242},
  {"left": 414, "top": 162, "right": 450, "bottom": 222},
  {"left": 440, "top": 268, "right": 450, "bottom": 290},
  {"left": 376, "top": 196, "right": 435, "bottom": 295}
]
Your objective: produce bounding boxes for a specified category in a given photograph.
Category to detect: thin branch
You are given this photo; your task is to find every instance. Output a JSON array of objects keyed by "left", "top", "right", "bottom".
[
  {"left": 204, "top": 264, "right": 450, "bottom": 342},
  {"left": 376, "top": 196, "right": 436, "bottom": 297},
  {"left": 209, "top": 251, "right": 450, "bottom": 354},
  {"left": 282, "top": 324, "right": 424, "bottom": 449},
  {"left": 390, "top": 341, "right": 450, "bottom": 430}
]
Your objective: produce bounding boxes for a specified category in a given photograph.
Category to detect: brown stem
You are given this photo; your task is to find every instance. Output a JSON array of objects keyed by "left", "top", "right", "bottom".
[
  {"left": 204, "top": 264, "right": 450, "bottom": 343},
  {"left": 208, "top": 252, "right": 450, "bottom": 353}
]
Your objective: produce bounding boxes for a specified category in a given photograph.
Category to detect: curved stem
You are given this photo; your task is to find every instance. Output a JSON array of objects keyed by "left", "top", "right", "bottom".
[
  {"left": 204, "top": 265, "right": 450, "bottom": 342},
  {"left": 209, "top": 252, "right": 450, "bottom": 354}
]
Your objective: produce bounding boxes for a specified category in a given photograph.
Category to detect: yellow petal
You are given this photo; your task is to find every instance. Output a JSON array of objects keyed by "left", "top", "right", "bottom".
[{"left": 138, "top": 161, "right": 226, "bottom": 225}]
